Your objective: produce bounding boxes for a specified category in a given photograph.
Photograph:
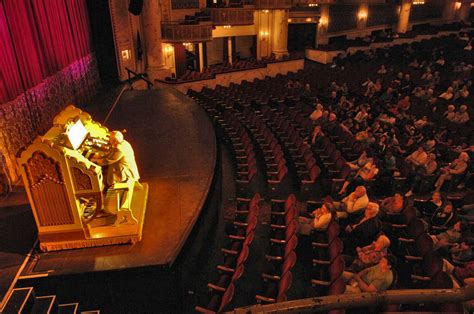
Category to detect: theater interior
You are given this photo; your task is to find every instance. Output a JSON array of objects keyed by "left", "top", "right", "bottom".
[{"left": 1, "top": 0, "right": 474, "bottom": 313}]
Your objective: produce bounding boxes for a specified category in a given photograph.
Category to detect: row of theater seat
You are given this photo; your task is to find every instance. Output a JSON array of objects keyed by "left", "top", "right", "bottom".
[
  {"left": 256, "top": 195, "right": 298, "bottom": 303},
  {"left": 195, "top": 194, "right": 261, "bottom": 313},
  {"left": 260, "top": 108, "right": 321, "bottom": 199}
]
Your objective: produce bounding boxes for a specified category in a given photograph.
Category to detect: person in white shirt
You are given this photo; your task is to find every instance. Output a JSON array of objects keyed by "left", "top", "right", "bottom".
[{"left": 332, "top": 185, "right": 369, "bottom": 219}]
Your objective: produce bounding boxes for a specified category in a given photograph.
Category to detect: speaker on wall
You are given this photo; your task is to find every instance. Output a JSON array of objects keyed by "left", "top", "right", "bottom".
[{"left": 128, "top": 0, "right": 143, "bottom": 15}]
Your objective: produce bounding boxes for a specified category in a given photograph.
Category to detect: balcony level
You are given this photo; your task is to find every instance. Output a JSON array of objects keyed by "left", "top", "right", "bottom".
[{"left": 161, "top": 22, "right": 213, "bottom": 43}]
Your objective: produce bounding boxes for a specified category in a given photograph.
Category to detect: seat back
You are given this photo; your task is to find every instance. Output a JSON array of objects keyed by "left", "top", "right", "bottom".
[
  {"left": 218, "top": 283, "right": 235, "bottom": 312},
  {"left": 231, "top": 264, "right": 245, "bottom": 282},
  {"left": 328, "top": 237, "right": 344, "bottom": 262},
  {"left": 329, "top": 256, "right": 345, "bottom": 282},
  {"left": 282, "top": 251, "right": 297, "bottom": 275},
  {"left": 277, "top": 271, "right": 293, "bottom": 302},
  {"left": 416, "top": 233, "right": 434, "bottom": 257},
  {"left": 284, "top": 234, "right": 298, "bottom": 257}
]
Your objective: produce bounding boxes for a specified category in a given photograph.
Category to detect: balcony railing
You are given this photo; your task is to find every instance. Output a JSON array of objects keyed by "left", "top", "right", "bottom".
[
  {"left": 161, "top": 22, "right": 213, "bottom": 43},
  {"left": 254, "top": 0, "right": 292, "bottom": 9},
  {"left": 209, "top": 8, "right": 255, "bottom": 26}
]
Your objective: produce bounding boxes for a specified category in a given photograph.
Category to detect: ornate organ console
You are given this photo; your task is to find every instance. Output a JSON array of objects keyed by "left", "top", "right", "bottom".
[{"left": 18, "top": 105, "right": 148, "bottom": 251}]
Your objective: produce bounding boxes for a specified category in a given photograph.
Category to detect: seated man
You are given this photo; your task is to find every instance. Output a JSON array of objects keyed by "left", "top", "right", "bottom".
[
  {"left": 344, "top": 202, "right": 382, "bottom": 251},
  {"left": 92, "top": 130, "right": 140, "bottom": 187},
  {"left": 431, "top": 221, "right": 467, "bottom": 250},
  {"left": 431, "top": 202, "right": 458, "bottom": 231},
  {"left": 332, "top": 185, "right": 369, "bottom": 220},
  {"left": 348, "top": 234, "right": 391, "bottom": 273},
  {"left": 380, "top": 193, "right": 404, "bottom": 215},
  {"left": 434, "top": 152, "right": 469, "bottom": 192},
  {"left": 345, "top": 256, "right": 394, "bottom": 293}
]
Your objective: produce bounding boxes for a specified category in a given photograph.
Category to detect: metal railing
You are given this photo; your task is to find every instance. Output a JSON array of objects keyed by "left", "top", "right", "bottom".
[{"left": 125, "top": 67, "right": 153, "bottom": 90}]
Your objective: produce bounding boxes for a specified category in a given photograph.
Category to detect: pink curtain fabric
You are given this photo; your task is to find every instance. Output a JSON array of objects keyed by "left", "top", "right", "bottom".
[{"left": 0, "top": 0, "right": 93, "bottom": 103}]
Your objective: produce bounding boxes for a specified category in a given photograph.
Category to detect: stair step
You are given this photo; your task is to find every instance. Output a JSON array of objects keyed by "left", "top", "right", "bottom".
[
  {"left": 3, "top": 287, "right": 35, "bottom": 313},
  {"left": 58, "top": 302, "right": 80, "bottom": 314},
  {"left": 31, "top": 295, "right": 57, "bottom": 314}
]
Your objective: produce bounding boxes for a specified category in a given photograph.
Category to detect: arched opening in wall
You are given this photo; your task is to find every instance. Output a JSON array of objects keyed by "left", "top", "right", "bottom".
[{"left": 288, "top": 23, "right": 316, "bottom": 52}]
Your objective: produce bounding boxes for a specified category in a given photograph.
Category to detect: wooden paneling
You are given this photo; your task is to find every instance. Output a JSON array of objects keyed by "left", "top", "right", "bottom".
[
  {"left": 209, "top": 8, "right": 254, "bottom": 25},
  {"left": 367, "top": 4, "right": 398, "bottom": 27},
  {"left": 328, "top": 4, "right": 358, "bottom": 33},
  {"left": 255, "top": 0, "right": 292, "bottom": 9},
  {"left": 410, "top": 4, "right": 442, "bottom": 21},
  {"left": 161, "top": 23, "right": 213, "bottom": 43}
]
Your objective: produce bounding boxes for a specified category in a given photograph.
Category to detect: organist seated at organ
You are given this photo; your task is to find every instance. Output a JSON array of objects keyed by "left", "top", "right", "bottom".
[{"left": 91, "top": 130, "right": 140, "bottom": 188}]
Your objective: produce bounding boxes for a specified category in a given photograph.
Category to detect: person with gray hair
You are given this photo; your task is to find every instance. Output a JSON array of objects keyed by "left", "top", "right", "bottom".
[{"left": 92, "top": 130, "right": 140, "bottom": 187}]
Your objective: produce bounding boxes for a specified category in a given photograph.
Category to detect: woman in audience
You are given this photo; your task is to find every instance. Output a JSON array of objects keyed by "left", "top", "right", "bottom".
[
  {"left": 298, "top": 202, "right": 333, "bottom": 233},
  {"left": 339, "top": 158, "right": 379, "bottom": 195}
]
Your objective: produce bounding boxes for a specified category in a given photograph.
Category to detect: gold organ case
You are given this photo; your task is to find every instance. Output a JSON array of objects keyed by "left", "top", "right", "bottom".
[{"left": 18, "top": 105, "right": 148, "bottom": 251}]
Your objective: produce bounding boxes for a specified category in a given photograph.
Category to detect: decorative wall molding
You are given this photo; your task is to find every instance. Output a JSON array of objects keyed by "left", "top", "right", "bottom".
[{"left": 161, "top": 22, "right": 213, "bottom": 42}]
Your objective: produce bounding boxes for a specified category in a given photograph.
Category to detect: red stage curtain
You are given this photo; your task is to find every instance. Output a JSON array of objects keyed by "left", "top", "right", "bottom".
[
  {"left": 0, "top": 0, "right": 93, "bottom": 104},
  {"left": 0, "top": 3, "right": 23, "bottom": 101}
]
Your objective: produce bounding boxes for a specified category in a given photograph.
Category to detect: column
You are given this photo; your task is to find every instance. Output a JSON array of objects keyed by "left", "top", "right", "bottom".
[
  {"left": 459, "top": 1, "right": 471, "bottom": 23},
  {"left": 142, "top": 0, "right": 167, "bottom": 82},
  {"left": 198, "top": 43, "right": 205, "bottom": 72},
  {"left": 227, "top": 37, "right": 233, "bottom": 64},
  {"left": 316, "top": 4, "right": 329, "bottom": 47},
  {"left": 272, "top": 9, "right": 289, "bottom": 59},
  {"left": 442, "top": 0, "right": 456, "bottom": 22},
  {"left": 397, "top": 0, "right": 412, "bottom": 34}
]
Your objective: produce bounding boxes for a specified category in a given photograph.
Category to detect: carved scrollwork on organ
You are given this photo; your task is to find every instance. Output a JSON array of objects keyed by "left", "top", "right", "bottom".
[{"left": 72, "top": 167, "right": 93, "bottom": 190}]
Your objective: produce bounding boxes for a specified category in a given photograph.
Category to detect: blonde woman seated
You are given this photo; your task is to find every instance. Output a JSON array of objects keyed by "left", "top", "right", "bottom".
[
  {"left": 298, "top": 203, "right": 332, "bottom": 235},
  {"left": 339, "top": 158, "right": 379, "bottom": 195}
]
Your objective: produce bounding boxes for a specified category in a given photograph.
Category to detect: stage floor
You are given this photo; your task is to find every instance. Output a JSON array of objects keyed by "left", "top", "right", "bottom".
[{"left": 23, "top": 88, "right": 216, "bottom": 276}]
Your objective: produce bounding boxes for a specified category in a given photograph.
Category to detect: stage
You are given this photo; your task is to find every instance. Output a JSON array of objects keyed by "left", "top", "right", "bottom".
[{"left": 0, "top": 87, "right": 218, "bottom": 312}]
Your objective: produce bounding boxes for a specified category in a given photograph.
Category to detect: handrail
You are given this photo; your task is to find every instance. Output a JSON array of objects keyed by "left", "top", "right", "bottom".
[
  {"left": 125, "top": 67, "right": 153, "bottom": 90},
  {"left": 230, "top": 286, "right": 474, "bottom": 313}
]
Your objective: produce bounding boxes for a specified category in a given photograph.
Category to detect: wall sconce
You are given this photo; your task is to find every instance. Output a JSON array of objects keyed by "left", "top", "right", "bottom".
[
  {"left": 319, "top": 17, "right": 328, "bottom": 27},
  {"left": 308, "top": 3, "right": 318, "bottom": 7},
  {"left": 260, "top": 30, "right": 269, "bottom": 40},
  {"left": 288, "top": 18, "right": 292, "bottom": 23},
  {"left": 121, "top": 49, "right": 131, "bottom": 61},
  {"left": 306, "top": 17, "right": 313, "bottom": 22},
  {"left": 455, "top": 2, "right": 462, "bottom": 10},
  {"left": 357, "top": 10, "right": 368, "bottom": 20},
  {"left": 164, "top": 45, "right": 173, "bottom": 57},
  {"left": 223, "top": 25, "right": 232, "bottom": 28},
  {"left": 413, "top": 0, "right": 425, "bottom": 5},
  {"left": 263, "top": 10, "right": 269, "bottom": 13}
]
